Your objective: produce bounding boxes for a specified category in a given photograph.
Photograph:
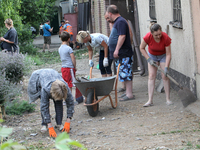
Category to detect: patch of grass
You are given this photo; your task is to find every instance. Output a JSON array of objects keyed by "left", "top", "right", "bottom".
[
  {"left": 187, "top": 141, "right": 192, "bottom": 146},
  {"left": 26, "top": 55, "right": 43, "bottom": 65},
  {"left": 36, "top": 51, "right": 61, "bottom": 64},
  {"left": 27, "top": 48, "right": 89, "bottom": 66},
  {"left": 5, "top": 99, "right": 36, "bottom": 115},
  {"left": 196, "top": 145, "right": 200, "bottom": 149},
  {"left": 74, "top": 48, "right": 89, "bottom": 59},
  {"left": 27, "top": 51, "right": 60, "bottom": 65},
  {"left": 170, "top": 130, "right": 184, "bottom": 134},
  {"left": 161, "top": 132, "right": 166, "bottom": 135}
]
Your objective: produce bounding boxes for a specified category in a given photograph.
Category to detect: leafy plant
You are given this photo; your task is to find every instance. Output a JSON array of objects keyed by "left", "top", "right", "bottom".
[
  {"left": 0, "top": 71, "right": 21, "bottom": 105},
  {"left": 20, "top": 43, "right": 38, "bottom": 55},
  {"left": 55, "top": 132, "right": 87, "bottom": 150},
  {"left": 5, "top": 100, "right": 36, "bottom": 115},
  {"left": 0, "top": 119, "right": 26, "bottom": 150},
  {"left": 0, "top": 52, "right": 32, "bottom": 83}
]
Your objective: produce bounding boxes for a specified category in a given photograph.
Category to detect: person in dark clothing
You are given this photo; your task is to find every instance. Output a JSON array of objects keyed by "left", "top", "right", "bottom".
[
  {"left": 0, "top": 18, "right": 18, "bottom": 53},
  {"left": 107, "top": 5, "right": 134, "bottom": 101}
]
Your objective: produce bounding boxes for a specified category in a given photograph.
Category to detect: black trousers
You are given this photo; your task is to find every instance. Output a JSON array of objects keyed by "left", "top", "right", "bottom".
[{"left": 41, "top": 100, "right": 63, "bottom": 126}]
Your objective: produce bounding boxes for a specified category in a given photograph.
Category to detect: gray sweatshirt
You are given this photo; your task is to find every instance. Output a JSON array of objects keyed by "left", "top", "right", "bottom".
[{"left": 27, "top": 69, "right": 74, "bottom": 124}]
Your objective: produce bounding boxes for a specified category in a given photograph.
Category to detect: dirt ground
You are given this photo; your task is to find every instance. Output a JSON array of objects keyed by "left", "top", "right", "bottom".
[{"left": 3, "top": 49, "right": 200, "bottom": 150}]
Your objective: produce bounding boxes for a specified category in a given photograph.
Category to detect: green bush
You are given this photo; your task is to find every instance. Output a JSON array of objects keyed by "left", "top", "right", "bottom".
[
  {"left": 15, "top": 25, "right": 33, "bottom": 46},
  {"left": 0, "top": 52, "right": 30, "bottom": 83},
  {"left": 19, "top": 43, "right": 38, "bottom": 55},
  {"left": 5, "top": 100, "right": 36, "bottom": 115},
  {"left": 0, "top": 71, "right": 21, "bottom": 105}
]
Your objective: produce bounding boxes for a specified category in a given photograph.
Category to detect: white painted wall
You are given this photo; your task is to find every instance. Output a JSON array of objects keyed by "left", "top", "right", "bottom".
[{"left": 137, "top": 0, "right": 196, "bottom": 80}]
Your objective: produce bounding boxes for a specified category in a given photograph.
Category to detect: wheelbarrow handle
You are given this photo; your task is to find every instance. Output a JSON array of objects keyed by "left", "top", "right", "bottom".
[
  {"left": 154, "top": 64, "right": 183, "bottom": 89},
  {"left": 89, "top": 67, "right": 92, "bottom": 79}
]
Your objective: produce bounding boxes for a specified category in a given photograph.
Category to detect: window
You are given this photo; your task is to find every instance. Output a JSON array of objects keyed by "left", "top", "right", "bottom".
[
  {"left": 149, "top": 0, "right": 157, "bottom": 22},
  {"left": 169, "top": 0, "right": 183, "bottom": 29}
]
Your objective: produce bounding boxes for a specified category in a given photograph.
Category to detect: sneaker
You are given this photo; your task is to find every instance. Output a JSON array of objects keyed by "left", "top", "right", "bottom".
[
  {"left": 55, "top": 125, "right": 64, "bottom": 131},
  {"left": 41, "top": 125, "right": 47, "bottom": 133},
  {"left": 74, "top": 101, "right": 78, "bottom": 105}
]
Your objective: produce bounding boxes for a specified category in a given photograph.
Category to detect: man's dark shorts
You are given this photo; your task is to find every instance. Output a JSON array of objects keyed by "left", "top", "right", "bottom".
[{"left": 44, "top": 36, "right": 51, "bottom": 44}]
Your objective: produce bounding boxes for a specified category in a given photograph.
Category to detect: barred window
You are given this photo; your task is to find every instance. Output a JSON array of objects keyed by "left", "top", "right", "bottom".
[
  {"left": 149, "top": 0, "right": 156, "bottom": 22},
  {"left": 169, "top": 0, "right": 183, "bottom": 29}
]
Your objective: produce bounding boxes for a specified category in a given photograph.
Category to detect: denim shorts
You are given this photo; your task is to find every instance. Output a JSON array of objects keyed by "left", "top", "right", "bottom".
[
  {"left": 115, "top": 57, "right": 133, "bottom": 82},
  {"left": 148, "top": 51, "right": 166, "bottom": 62}
]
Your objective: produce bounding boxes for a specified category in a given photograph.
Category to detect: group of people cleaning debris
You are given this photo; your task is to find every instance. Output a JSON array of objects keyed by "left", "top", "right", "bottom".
[{"left": 27, "top": 5, "right": 173, "bottom": 138}]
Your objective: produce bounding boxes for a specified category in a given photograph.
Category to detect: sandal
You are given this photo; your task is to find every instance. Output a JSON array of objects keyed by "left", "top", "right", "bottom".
[
  {"left": 143, "top": 102, "right": 154, "bottom": 107},
  {"left": 118, "top": 93, "right": 126, "bottom": 98},
  {"left": 117, "top": 88, "right": 126, "bottom": 92},
  {"left": 119, "top": 95, "right": 135, "bottom": 102},
  {"left": 166, "top": 101, "right": 173, "bottom": 106}
]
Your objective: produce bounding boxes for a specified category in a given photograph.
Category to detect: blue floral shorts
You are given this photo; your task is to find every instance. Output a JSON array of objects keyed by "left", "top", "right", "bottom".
[{"left": 115, "top": 57, "right": 133, "bottom": 82}]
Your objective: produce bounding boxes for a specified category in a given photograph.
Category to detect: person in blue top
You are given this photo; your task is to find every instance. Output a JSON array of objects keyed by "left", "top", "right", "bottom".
[
  {"left": 43, "top": 20, "right": 53, "bottom": 52},
  {"left": 107, "top": 5, "right": 134, "bottom": 101}
]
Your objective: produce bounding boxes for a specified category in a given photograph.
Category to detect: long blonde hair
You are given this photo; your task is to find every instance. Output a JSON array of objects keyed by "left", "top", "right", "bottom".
[{"left": 50, "top": 80, "right": 68, "bottom": 101}]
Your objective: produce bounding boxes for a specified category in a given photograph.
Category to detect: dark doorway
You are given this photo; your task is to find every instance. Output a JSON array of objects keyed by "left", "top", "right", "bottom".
[
  {"left": 51, "top": 12, "right": 59, "bottom": 34},
  {"left": 77, "top": 2, "right": 90, "bottom": 31}
]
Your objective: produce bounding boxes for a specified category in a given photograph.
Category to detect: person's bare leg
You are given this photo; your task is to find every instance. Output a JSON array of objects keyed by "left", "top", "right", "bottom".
[
  {"left": 43, "top": 44, "right": 46, "bottom": 52},
  {"left": 121, "top": 82, "right": 125, "bottom": 89},
  {"left": 160, "top": 63, "right": 172, "bottom": 104},
  {"left": 125, "top": 80, "right": 133, "bottom": 98},
  {"left": 102, "top": 74, "right": 107, "bottom": 77},
  {"left": 47, "top": 44, "right": 50, "bottom": 51},
  {"left": 146, "top": 63, "right": 158, "bottom": 105}
]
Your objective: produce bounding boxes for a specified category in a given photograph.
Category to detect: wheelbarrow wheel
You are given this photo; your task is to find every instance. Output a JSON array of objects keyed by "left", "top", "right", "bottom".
[{"left": 86, "top": 91, "right": 99, "bottom": 117}]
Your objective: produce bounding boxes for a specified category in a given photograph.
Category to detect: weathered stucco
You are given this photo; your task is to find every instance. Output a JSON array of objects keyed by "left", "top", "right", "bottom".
[{"left": 191, "top": 0, "right": 200, "bottom": 98}]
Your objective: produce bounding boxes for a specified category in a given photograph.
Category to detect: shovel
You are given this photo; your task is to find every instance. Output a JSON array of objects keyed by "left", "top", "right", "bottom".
[{"left": 154, "top": 64, "right": 196, "bottom": 107}]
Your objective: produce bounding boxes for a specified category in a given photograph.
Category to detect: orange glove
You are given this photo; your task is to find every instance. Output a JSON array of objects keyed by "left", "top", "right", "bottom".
[
  {"left": 62, "top": 122, "right": 70, "bottom": 133},
  {"left": 48, "top": 127, "right": 57, "bottom": 138}
]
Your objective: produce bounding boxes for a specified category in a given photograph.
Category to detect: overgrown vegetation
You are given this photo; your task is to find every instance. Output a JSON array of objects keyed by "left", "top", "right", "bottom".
[
  {"left": 0, "top": 72, "right": 20, "bottom": 105},
  {"left": 0, "top": 53, "right": 28, "bottom": 83},
  {"left": 5, "top": 100, "right": 36, "bottom": 115},
  {"left": 0, "top": 51, "right": 35, "bottom": 115},
  {"left": 0, "top": 0, "right": 58, "bottom": 56}
]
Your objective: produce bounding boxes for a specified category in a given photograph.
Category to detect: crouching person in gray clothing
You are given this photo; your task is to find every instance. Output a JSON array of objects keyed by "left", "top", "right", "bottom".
[{"left": 27, "top": 69, "right": 74, "bottom": 138}]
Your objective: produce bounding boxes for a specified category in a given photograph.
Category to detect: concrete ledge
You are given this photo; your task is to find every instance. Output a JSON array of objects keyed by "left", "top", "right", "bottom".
[{"left": 186, "top": 100, "right": 200, "bottom": 117}]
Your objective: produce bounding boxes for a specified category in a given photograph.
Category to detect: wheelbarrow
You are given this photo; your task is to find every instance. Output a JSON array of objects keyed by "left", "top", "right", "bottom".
[{"left": 73, "top": 64, "right": 120, "bottom": 117}]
